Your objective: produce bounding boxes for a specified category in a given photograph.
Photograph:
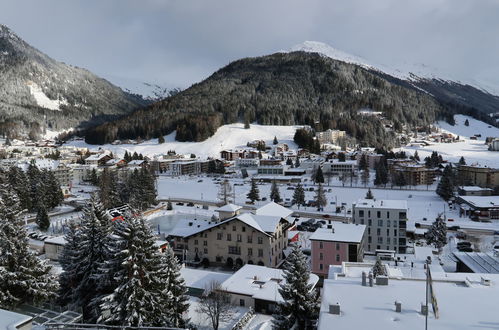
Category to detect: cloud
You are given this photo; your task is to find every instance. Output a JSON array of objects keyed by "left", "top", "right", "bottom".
[{"left": 1, "top": 0, "right": 498, "bottom": 92}]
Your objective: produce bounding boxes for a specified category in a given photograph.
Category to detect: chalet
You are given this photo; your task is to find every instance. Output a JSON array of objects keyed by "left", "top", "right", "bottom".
[{"left": 85, "top": 153, "right": 112, "bottom": 166}]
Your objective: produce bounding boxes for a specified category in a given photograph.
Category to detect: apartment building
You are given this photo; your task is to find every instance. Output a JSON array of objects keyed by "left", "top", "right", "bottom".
[
  {"left": 315, "top": 129, "right": 346, "bottom": 144},
  {"left": 310, "top": 223, "right": 366, "bottom": 277},
  {"left": 323, "top": 159, "right": 358, "bottom": 175},
  {"left": 169, "top": 202, "right": 293, "bottom": 268},
  {"left": 457, "top": 165, "right": 499, "bottom": 188},
  {"left": 352, "top": 199, "right": 408, "bottom": 253},
  {"left": 394, "top": 164, "right": 436, "bottom": 186}
]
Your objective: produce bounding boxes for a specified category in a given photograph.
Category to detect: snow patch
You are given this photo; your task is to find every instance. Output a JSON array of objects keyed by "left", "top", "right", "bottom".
[{"left": 27, "top": 81, "right": 68, "bottom": 111}]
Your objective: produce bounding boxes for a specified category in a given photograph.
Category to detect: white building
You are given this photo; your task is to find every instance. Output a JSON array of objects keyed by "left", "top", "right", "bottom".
[
  {"left": 352, "top": 199, "right": 408, "bottom": 253},
  {"left": 315, "top": 129, "right": 346, "bottom": 144},
  {"left": 323, "top": 159, "right": 357, "bottom": 175}
]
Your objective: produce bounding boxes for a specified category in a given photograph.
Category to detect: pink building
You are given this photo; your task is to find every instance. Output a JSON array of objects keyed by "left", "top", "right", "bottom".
[{"left": 310, "top": 223, "right": 366, "bottom": 277}]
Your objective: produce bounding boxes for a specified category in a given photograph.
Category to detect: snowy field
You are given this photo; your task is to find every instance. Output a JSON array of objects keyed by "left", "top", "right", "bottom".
[
  {"left": 398, "top": 114, "right": 499, "bottom": 167},
  {"left": 67, "top": 123, "right": 301, "bottom": 159}
]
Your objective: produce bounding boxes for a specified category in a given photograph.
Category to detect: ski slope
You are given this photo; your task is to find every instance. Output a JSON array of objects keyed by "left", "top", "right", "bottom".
[
  {"left": 67, "top": 123, "right": 301, "bottom": 159},
  {"left": 398, "top": 114, "right": 499, "bottom": 167}
]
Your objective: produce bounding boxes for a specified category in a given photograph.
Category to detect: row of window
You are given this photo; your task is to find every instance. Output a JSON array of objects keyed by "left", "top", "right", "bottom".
[
  {"left": 213, "top": 233, "right": 264, "bottom": 244},
  {"left": 318, "top": 242, "right": 342, "bottom": 250},
  {"left": 318, "top": 253, "right": 341, "bottom": 262},
  {"left": 357, "top": 210, "right": 407, "bottom": 220},
  {"left": 228, "top": 246, "right": 265, "bottom": 257},
  {"left": 367, "top": 228, "right": 398, "bottom": 237}
]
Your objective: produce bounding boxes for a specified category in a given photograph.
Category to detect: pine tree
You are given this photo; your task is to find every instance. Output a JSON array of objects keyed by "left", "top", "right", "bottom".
[
  {"left": 359, "top": 154, "right": 368, "bottom": 171},
  {"left": 286, "top": 158, "right": 293, "bottom": 166},
  {"left": 272, "top": 245, "right": 319, "bottom": 329},
  {"left": 158, "top": 135, "right": 165, "bottom": 144},
  {"left": 160, "top": 248, "right": 190, "bottom": 327},
  {"left": 217, "top": 180, "right": 233, "bottom": 204},
  {"left": 270, "top": 180, "right": 282, "bottom": 203},
  {"left": 374, "top": 161, "right": 388, "bottom": 187},
  {"left": 292, "top": 183, "right": 305, "bottom": 208},
  {"left": 314, "top": 183, "right": 327, "bottom": 211},
  {"left": 273, "top": 136, "right": 278, "bottom": 145},
  {"left": 458, "top": 156, "right": 466, "bottom": 166},
  {"left": 246, "top": 180, "right": 260, "bottom": 203},
  {"left": 464, "top": 119, "right": 470, "bottom": 126},
  {"left": 244, "top": 115, "right": 250, "bottom": 129},
  {"left": 426, "top": 216, "right": 447, "bottom": 250},
  {"left": 372, "top": 259, "right": 386, "bottom": 278},
  {"left": 36, "top": 205, "right": 50, "bottom": 231},
  {"left": 338, "top": 152, "right": 346, "bottom": 162},
  {"left": 98, "top": 214, "right": 168, "bottom": 326},
  {"left": 395, "top": 172, "right": 407, "bottom": 187},
  {"left": 314, "top": 166, "right": 324, "bottom": 184},
  {"left": 0, "top": 184, "right": 57, "bottom": 308},
  {"left": 361, "top": 168, "right": 370, "bottom": 187},
  {"left": 57, "top": 222, "right": 82, "bottom": 306},
  {"left": 365, "top": 188, "right": 374, "bottom": 199},
  {"left": 295, "top": 157, "right": 300, "bottom": 168},
  {"left": 436, "top": 165, "right": 454, "bottom": 200},
  {"left": 413, "top": 150, "right": 420, "bottom": 162}
]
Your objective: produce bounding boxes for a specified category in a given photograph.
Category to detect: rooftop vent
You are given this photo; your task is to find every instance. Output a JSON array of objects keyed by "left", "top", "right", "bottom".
[
  {"left": 329, "top": 303, "right": 340, "bottom": 315},
  {"left": 394, "top": 301, "right": 401, "bottom": 313}
]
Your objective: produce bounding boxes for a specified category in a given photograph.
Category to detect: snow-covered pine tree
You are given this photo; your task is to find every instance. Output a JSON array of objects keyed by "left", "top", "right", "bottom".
[
  {"left": 413, "top": 150, "right": 420, "bottom": 161},
  {"left": 98, "top": 213, "right": 167, "bottom": 327},
  {"left": 295, "top": 157, "right": 300, "bottom": 168},
  {"left": 292, "top": 183, "right": 305, "bottom": 208},
  {"left": 7, "top": 166, "right": 31, "bottom": 211},
  {"left": 273, "top": 136, "right": 278, "bottom": 145},
  {"left": 458, "top": 156, "right": 466, "bottom": 166},
  {"left": 314, "top": 183, "right": 327, "bottom": 211},
  {"left": 270, "top": 180, "right": 282, "bottom": 203},
  {"left": 365, "top": 188, "right": 374, "bottom": 199},
  {"left": 314, "top": 166, "right": 324, "bottom": 184},
  {"left": 374, "top": 160, "right": 388, "bottom": 186},
  {"left": 42, "top": 169, "right": 63, "bottom": 209},
  {"left": 159, "top": 247, "right": 190, "bottom": 327},
  {"left": 246, "top": 180, "right": 260, "bottom": 203},
  {"left": 372, "top": 259, "right": 386, "bottom": 278},
  {"left": 272, "top": 245, "right": 319, "bottom": 329},
  {"left": 426, "top": 215, "right": 447, "bottom": 250},
  {"left": 0, "top": 184, "right": 58, "bottom": 308},
  {"left": 57, "top": 222, "right": 82, "bottom": 306},
  {"left": 436, "top": 165, "right": 454, "bottom": 200},
  {"left": 36, "top": 204, "right": 50, "bottom": 231}
]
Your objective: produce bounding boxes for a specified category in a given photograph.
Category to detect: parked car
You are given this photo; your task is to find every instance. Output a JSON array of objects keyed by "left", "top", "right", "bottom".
[
  {"left": 448, "top": 226, "right": 461, "bottom": 231},
  {"left": 187, "top": 202, "right": 195, "bottom": 207},
  {"left": 176, "top": 202, "right": 184, "bottom": 206},
  {"left": 457, "top": 246, "right": 473, "bottom": 252},
  {"left": 457, "top": 241, "right": 472, "bottom": 247}
]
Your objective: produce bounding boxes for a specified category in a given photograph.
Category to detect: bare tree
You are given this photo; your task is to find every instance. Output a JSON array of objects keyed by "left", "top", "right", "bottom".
[{"left": 196, "top": 281, "right": 235, "bottom": 330}]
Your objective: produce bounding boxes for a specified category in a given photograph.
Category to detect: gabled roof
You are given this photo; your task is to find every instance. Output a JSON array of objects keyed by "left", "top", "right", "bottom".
[
  {"left": 255, "top": 202, "right": 293, "bottom": 219},
  {"left": 215, "top": 203, "right": 243, "bottom": 213}
]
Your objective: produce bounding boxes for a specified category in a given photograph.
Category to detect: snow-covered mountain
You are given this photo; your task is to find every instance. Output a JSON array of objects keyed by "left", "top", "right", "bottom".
[
  {"left": 0, "top": 24, "right": 146, "bottom": 138},
  {"left": 291, "top": 41, "right": 499, "bottom": 98},
  {"left": 105, "top": 75, "right": 181, "bottom": 101}
]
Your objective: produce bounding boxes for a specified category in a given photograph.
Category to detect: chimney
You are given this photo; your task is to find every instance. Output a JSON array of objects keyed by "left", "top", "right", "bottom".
[
  {"left": 368, "top": 272, "right": 373, "bottom": 287},
  {"left": 395, "top": 301, "right": 401, "bottom": 313},
  {"left": 329, "top": 303, "right": 340, "bottom": 315},
  {"left": 361, "top": 271, "right": 367, "bottom": 286},
  {"left": 253, "top": 275, "right": 258, "bottom": 280},
  {"left": 421, "top": 303, "right": 428, "bottom": 316}
]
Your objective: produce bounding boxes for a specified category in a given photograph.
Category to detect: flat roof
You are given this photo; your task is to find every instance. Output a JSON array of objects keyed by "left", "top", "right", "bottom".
[
  {"left": 458, "top": 196, "right": 499, "bottom": 208},
  {"left": 0, "top": 308, "right": 32, "bottom": 329},
  {"left": 221, "top": 264, "right": 318, "bottom": 303},
  {"left": 309, "top": 223, "right": 366, "bottom": 243},
  {"left": 355, "top": 199, "right": 408, "bottom": 210}
]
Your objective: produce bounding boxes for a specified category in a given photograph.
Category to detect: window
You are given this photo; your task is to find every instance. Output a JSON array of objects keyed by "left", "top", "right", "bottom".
[
  {"left": 247, "top": 236, "right": 253, "bottom": 243},
  {"left": 237, "top": 234, "right": 242, "bottom": 242},
  {"left": 242, "top": 226, "right": 246, "bottom": 232},
  {"left": 367, "top": 228, "right": 371, "bottom": 235},
  {"left": 240, "top": 299, "right": 245, "bottom": 307},
  {"left": 336, "top": 254, "right": 340, "bottom": 262},
  {"left": 368, "top": 219, "right": 372, "bottom": 226},
  {"left": 194, "top": 240, "right": 198, "bottom": 245},
  {"left": 336, "top": 243, "right": 340, "bottom": 250},
  {"left": 359, "top": 210, "right": 364, "bottom": 217},
  {"left": 377, "top": 211, "right": 381, "bottom": 218},
  {"left": 378, "top": 220, "right": 383, "bottom": 227},
  {"left": 204, "top": 248, "right": 208, "bottom": 254},
  {"left": 394, "top": 229, "right": 398, "bottom": 236},
  {"left": 227, "top": 234, "right": 232, "bottom": 241},
  {"left": 258, "top": 249, "right": 263, "bottom": 257},
  {"left": 319, "top": 263, "right": 324, "bottom": 270},
  {"left": 319, "top": 242, "right": 323, "bottom": 249},
  {"left": 319, "top": 252, "right": 324, "bottom": 260},
  {"left": 387, "top": 220, "right": 391, "bottom": 227},
  {"left": 378, "top": 237, "right": 383, "bottom": 244},
  {"left": 387, "top": 212, "right": 390, "bottom": 219},
  {"left": 360, "top": 218, "right": 364, "bottom": 225},
  {"left": 228, "top": 246, "right": 241, "bottom": 255},
  {"left": 368, "top": 210, "right": 371, "bottom": 217},
  {"left": 377, "top": 228, "right": 381, "bottom": 235},
  {"left": 203, "top": 240, "right": 207, "bottom": 246},
  {"left": 233, "top": 225, "right": 236, "bottom": 231},
  {"left": 248, "top": 248, "right": 253, "bottom": 256},
  {"left": 399, "top": 212, "right": 407, "bottom": 219},
  {"left": 258, "top": 237, "right": 263, "bottom": 244},
  {"left": 387, "top": 229, "right": 390, "bottom": 236},
  {"left": 368, "top": 236, "right": 372, "bottom": 243},
  {"left": 386, "top": 238, "right": 390, "bottom": 245},
  {"left": 217, "top": 233, "right": 222, "bottom": 240}
]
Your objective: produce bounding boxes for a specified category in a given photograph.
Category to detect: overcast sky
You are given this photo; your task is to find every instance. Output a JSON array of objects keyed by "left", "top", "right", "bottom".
[{"left": 1, "top": 0, "right": 498, "bottom": 93}]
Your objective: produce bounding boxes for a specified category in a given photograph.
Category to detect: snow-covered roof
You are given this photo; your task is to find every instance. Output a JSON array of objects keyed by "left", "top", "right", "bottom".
[
  {"left": 318, "top": 272, "right": 499, "bottom": 330},
  {"left": 255, "top": 202, "right": 293, "bottom": 219},
  {"left": 221, "top": 264, "right": 319, "bottom": 303},
  {"left": 453, "top": 252, "right": 499, "bottom": 274},
  {"left": 458, "top": 196, "right": 499, "bottom": 208},
  {"left": 44, "top": 236, "right": 67, "bottom": 245},
  {"left": 180, "top": 267, "right": 232, "bottom": 290},
  {"left": 0, "top": 308, "right": 32, "bottom": 329},
  {"left": 128, "top": 159, "right": 145, "bottom": 165},
  {"left": 459, "top": 186, "right": 492, "bottom": 191},
  {"left": 85, "top": 153, "right": 109, "bottom": 161},
  {"left": 215, "top": 203, "right": 243, "bottom": 213},
  {"left": 309, "top": 224, "right": 366, "bottom": 243},
  {"left": 354, "top": 199, "right": 408, "bottom": 210}
]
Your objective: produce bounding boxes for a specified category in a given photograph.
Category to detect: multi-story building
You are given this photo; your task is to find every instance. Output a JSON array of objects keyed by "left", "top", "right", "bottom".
[
  {"left": 394, "top": 164, "right": 436, "bottom": 186},
  {"left": 84, "top": 153, "right": 112, "bottom": 166},
  {"left": 310, "top": 223, "right": 366, "bottom": 277},
  {"left": 169, "top": 202, "right": 293, "bottom": 268},
  {"left": 315, "top": 129, "right": 346, "bottom": 144},
  {"left": 355, "top": 152, "right": 385, "bottom": 170},
  {"left": 323, "top": 159, "right": 357, "bottom": 175},
  {"left": 458, "top": 165, "right": 499, "bottom": 188},
  {"left": 352, "top": 199, "right": 408, "bottom": 253}
]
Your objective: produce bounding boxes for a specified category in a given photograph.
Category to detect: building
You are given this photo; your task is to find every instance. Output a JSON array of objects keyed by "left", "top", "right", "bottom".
[
  {"left": 169, "top": 160, "right": 209, "bottom": 176},
  {"left": 44, "top": 236, "right": 67, "bottom": 261},
  {"left": 315, "top": 129, "right": 346, "bottom": 144},
  {"left": 457, "top": 195, "right": 499, "bottom": 220},
  {"left": 453, "top": 252, "right": 499, "bottom": 273},
  {"left": 84, "top": 153, "right": 112, "bottom": 166},
  {"left": 457, "top": 165, "right": 499, "bottom": 188},
  {"left": 488, "top": 138, "right": 499, "bottom": 151},
  {"left": 257, "top": 165, "right": 285, "bottom": 175},
  {"left": 318, "top": 262, "right": 499, "bottom": 330},
  {"left": 220, "top": 149, "right": 246, "bottom": 161},
  {"left": 168, "top": 202, "right": 293, "bottom": 268},
  {"left": 309, "top": 223, "right": 366, "bottom": 277},
  {"left": 394, "top": 164, "right": 436, "bottom": 186},
  {"left": 235, "top": 158, "right": 260, "bottom": 168},
  {"left": 0, "top": 309, "right": 32, "bottom": 330},
  {"left": 355, "top": 152, "right": 384, "bottom": 169},
  {"left": 323, "top": 159, "right": 357, "bottom": 175},
  {"left": 457, "top": 186, "right": 493, "bottom": 196},
  {"left": 352, "top": 199, "right": 408, "bottom": 253},
  {"left": 219, "top": 264, "right": 319, "bottom": 313}
]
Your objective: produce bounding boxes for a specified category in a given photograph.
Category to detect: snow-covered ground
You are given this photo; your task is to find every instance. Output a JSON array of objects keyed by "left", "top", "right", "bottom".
[
  {"left": 398, "top": 114, "right": 499, "bottom": 167},
  {"left": 27, "top": 81, "right": 68, "bottom": 111},
  {"left": 67, "top": 123, "right": 301, "bottom": 159}
]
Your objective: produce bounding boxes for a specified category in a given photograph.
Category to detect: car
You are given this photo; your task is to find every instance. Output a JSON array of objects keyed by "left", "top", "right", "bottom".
[
  {"left": 308, "top": 187, "right": 314, "bottom": 191},
  {"left": 448, "top": 226, "right": 461, "bottom": 231},
  {"left": 197, "top": 179, "right": 203, "bottom": 183},
  {"left": 447, "top": 218, "right": 454, "bottom": 222},
  {"left": 176, "top": 202, "right": 184, "bottom": 206},
  {"left": 262, "top": 197, "right": 267, "bottom": 201},
  {"left": 457, "top": 241, "right": 472, "bottom": 247},
  {"left": 457, "top": 246, "right": 473, "bottom": 252},
  {"left": 323, "top": 214, "right": 330, "bottom": 218},
  {"left": 187, "top": 202, "right": 195, "bottom": 207},
  {"left": 494, "top": 245, "right": 499, "bottom": 253},
  {"left": 287, "top": 187, "right": 295, "bottom": 190}
]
